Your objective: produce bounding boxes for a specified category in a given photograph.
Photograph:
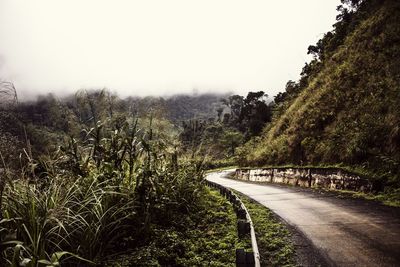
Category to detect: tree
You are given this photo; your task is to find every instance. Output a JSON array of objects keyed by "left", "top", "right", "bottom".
[
  {"left": 0, "top": 81, "right": 18, "bottom": 108},
  {"left": 221, "top": 95, "right": 244, "bottom": 124},
  {"left": 221, "top": 129, "right": 243, "bottom": 156},
  {"left": 240, "top": 91, "right": 272, "bottom": 137},
  {"left": 220, "top": 91, "right": 272, "bottom": 139}
]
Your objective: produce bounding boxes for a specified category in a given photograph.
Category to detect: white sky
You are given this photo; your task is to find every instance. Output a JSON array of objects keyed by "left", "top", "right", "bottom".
[{"left": 0, "top": 0, "right": 340, "bottom": 100}]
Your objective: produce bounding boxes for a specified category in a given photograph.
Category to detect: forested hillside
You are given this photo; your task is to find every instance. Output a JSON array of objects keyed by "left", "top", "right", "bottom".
[
  {"left": 126, "top": 93, "right": 228, "bottom": 123},
  {"left": 239, "top": 0, "right": 400, "bottom": 187}
]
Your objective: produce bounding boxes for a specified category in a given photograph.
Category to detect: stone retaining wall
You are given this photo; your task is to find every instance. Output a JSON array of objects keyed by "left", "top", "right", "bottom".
[{"left": 235, "top": 168, "right": 373, "bottom": 192}]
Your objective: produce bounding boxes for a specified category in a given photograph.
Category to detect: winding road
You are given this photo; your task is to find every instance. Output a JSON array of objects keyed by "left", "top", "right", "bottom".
[{"left": 206, "top": 170, "right": 400, "bottom": 267}]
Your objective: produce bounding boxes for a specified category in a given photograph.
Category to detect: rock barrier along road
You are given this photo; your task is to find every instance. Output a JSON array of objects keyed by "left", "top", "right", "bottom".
[{"left": 206, "top": 170, "right": 400, "bottom": 267}]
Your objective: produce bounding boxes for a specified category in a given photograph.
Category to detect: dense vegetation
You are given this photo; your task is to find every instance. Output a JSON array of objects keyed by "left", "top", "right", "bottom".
[
  {"left": 0, "top": 90, "right": 245, "bottom": 266},
  {"left": 238, "top": 0, "right": 400, "bottom": 189},
  {"left": 125, "top": 93, "right": 230, "bottom": 124},
  {"left": 104, "top": 188, "right": 243, "bottom": 266}
]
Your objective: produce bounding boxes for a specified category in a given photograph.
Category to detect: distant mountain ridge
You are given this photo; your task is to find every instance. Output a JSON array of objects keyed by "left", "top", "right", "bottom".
[{"left": 165, "top": 93, "right": 229, "bottom": 122}]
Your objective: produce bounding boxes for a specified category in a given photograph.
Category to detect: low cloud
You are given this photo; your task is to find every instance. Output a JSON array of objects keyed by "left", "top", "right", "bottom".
[{"left": 0, "top": 0, "right": 339, "bottom": 100}]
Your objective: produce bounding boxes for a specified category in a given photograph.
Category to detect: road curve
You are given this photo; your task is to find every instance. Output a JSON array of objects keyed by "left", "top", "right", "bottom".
[{"left": 206, "top": 170, "right": 400, "bottom": 267}]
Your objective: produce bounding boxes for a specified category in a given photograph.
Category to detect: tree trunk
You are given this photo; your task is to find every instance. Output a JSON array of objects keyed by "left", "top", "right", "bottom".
[{"left": 0, "top": 176, "right": 4, "bottom": 221}]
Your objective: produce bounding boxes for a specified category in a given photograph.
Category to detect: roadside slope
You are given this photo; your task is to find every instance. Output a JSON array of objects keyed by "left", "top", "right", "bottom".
[{"left": 240, "top": 0, "right": 400, "bottom": 187}]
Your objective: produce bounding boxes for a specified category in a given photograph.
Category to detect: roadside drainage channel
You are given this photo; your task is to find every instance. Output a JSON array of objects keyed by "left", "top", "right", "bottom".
[{"left": 205, "top": 179, "right": 261, "bottom": 267}]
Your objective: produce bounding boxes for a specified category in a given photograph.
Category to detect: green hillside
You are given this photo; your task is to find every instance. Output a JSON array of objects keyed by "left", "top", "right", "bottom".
[{"left": 239, "top": 0, "right": 400, "bottom": 187}]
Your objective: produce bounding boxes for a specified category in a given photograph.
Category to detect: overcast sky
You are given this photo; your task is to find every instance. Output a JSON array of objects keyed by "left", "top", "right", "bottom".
[{"left": 0, "top": 0, "right": 340, "bottom": 100}]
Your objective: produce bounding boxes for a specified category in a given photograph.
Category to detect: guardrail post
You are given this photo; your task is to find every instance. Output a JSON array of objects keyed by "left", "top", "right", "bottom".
[
  {"left": 237, "top": 219, "right": 251, "bottom": 238},
  {"left": 236, "top": 248, "right": 246, "bottom": 267},
  {"left": 245, "top": 251, "right": 255, "bottom": 267},
  {"left": 237, "top": 207, "right": 247, "bottom": 220}
]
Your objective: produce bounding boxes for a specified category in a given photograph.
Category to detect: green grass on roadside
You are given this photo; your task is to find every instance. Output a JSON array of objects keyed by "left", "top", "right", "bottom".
[
  {"left": 234, "top": 192, "right": 296, "bottom": 267},
  {"left": 335, "top": 188, "right": 400, "bottom": 207},
  {"left": 104, "top": 188, "right": 244, "bottom": 266}
]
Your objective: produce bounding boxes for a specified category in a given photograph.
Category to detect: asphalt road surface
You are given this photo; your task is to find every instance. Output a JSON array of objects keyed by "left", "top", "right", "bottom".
[{"left": 206, "top": 170, "right": 400, "bottom": 267}]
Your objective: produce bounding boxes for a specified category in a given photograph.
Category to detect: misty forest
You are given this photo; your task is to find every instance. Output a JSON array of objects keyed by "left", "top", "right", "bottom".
[{"left": 1, "top": 0, "right": 400, "bottom": 266}]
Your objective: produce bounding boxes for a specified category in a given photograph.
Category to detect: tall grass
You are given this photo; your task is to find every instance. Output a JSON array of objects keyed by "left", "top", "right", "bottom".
[{"left": 0, "top": 116, "right": 205, "bottom": 266}]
